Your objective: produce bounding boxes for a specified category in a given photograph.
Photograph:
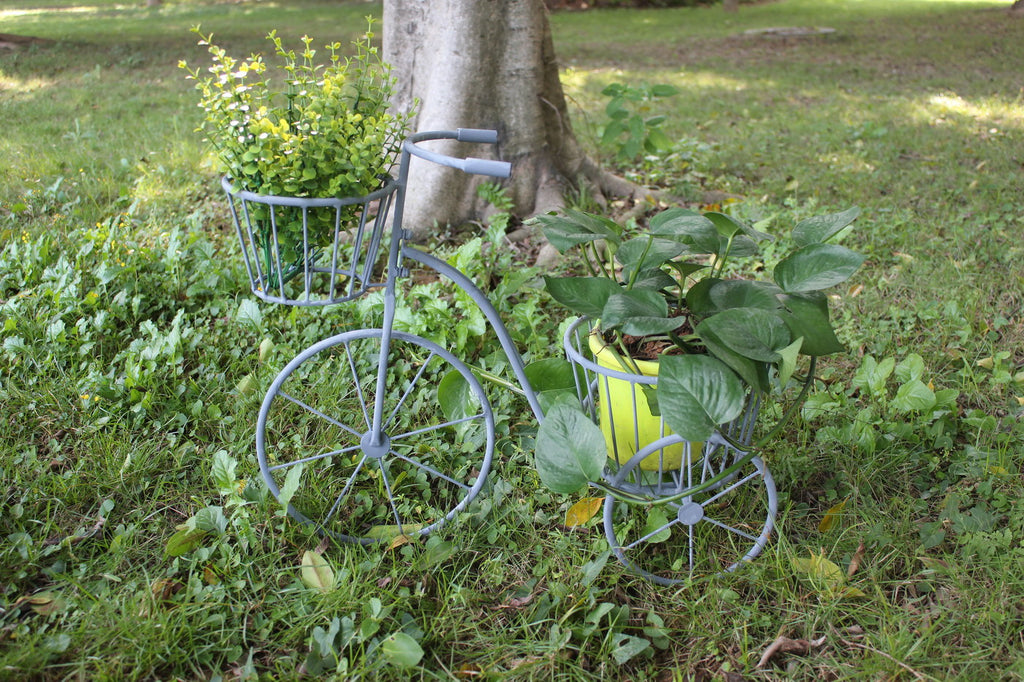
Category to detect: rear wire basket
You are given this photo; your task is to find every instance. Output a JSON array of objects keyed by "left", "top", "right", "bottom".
[
  {"left": 562, "top": 316, "right": 761, "bottom": 478},
  {"left": 223, "top": 176, "right": 399, "bottom": 306}
]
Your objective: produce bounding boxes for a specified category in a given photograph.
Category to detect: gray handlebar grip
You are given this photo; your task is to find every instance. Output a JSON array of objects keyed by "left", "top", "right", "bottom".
[
  {"left": 462, "top": 157, "right": 512, "bottom": 178},
  {"left": 456, "top": 128, "right": 499, "bottom": 144}
]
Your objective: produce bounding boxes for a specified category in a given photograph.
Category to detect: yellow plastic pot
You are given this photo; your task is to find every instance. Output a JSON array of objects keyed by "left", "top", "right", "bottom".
[{"left": 588, "top": 331, "right": 701, "bottom": 471}]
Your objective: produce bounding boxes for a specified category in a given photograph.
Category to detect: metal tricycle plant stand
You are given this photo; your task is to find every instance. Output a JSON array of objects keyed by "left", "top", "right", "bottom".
[{"left": 224, "top": 129, "right": 779, "bottom": 584}]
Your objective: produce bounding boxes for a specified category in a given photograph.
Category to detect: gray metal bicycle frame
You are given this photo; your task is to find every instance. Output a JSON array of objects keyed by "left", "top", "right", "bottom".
[{"left": 367, "top": 131, "right": 545, "bottom": 448}]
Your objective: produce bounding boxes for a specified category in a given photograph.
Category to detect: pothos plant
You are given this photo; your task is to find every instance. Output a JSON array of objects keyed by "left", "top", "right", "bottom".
[
  {"left": 180, "top": 18, "right": 413, "bottom": 276},
  {"left": 531, "top": 205, "right": 865, "bottom": 496}
]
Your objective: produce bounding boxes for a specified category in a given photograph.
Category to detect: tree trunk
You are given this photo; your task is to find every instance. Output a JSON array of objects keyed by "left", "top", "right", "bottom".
[
  {"left": 383, "top": 0, "right": 636, "bottom": 238},
  {"left": 723, "top": 0, "right": 739, "bottom": 12}
]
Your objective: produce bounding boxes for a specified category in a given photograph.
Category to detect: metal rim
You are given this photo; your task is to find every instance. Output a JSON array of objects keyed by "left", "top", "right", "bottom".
[
  {"left": 256, "top": 329, "right": 496, "bottom": 544},
  {"left": 603, "top": 434, "right": 777, "bottom": 585},
  {"left": 221, "top": 175, "right": 398, "bottom": 208}
]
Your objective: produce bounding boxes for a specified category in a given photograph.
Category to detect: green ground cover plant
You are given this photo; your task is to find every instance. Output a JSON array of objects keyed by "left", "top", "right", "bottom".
[{"left": 2, "top": 0, "right": 1024, "bottom": 679}]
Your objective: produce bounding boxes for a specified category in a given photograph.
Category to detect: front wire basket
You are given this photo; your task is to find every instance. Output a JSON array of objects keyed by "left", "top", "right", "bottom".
[{"left": 223, "top": 176, "right": 399, "bottom": 306}]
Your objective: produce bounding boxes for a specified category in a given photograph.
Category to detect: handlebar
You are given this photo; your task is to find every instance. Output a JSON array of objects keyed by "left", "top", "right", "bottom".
[
  {"left": 455, "top": 128, "right": 499, "bottom": 144},
  {"left": 402, "top": 129, "right": 512, "bottom": 179}
]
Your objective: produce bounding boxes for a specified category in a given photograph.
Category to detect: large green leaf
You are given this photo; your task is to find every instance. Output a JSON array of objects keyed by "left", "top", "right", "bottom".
[
  {"left": 696, "top": 321, "right": 770, "bottom": 391},
  {"left": 724, "top": 234, "right": 760, "bottom": 258},
  {"left": 648, "top": 209, "right": 720, "bottom": 254},
  {"left": 696, "top": 308, "right": 791, "bottom": 363},
  {"left": 630, "top": 268, "right": 679, "bottom": 292},
  {"left": 532, "top": 210, "right": 622, "bottom": 253},
  {"left": 524, "top": 358, "right": 580, "bottom": 413},
  {"left": 773, "top": 243, "right": 865, "bottom": 294},
  {"left": 776, "top": 337, "right": 803, "bottom": 387},
  {"left": 617, "top": 237, "right": 685, "bottom": 276},
  {"left": 438, "top": 370, "right": 477, "bottom": 432},
  {"left": 658, "top": 355, "right": 747, "bottom": 442},
  {"left": 792, "top": 206, "right": 860, "bottom": 246},
  {"left": 665, "top": 260, "right": 709, "bottom": 283},
  {"left": 194, "top": 505, "right": 228, "bottom": 534},
  {"left": 645, "top": 127, "right": 673, "bottom": 153},
  {"left": 301, "top": 550, "right": 336, "bottom": 594},
  {"left": 892, "top": 378, "right": 937, "bottom": 413},
  {"left": 379, "top": 632, "right": 424, "bottom": 668},
  {"left": 684, "top": 277, "right": 723, "bottom": 316},
  {"left": 535, "top": 405, "right": 606, "bottom": 494},
  {"left": 211, "top": 449, "right": 238, "bottom": 496},
  {"left": 524, "top": 358, "right": 577, "bottom": 393},
  {"left": 778, "top": 292, "right": 845, "bottom": 356},
  {"left": 601, "top": 290, "right": 682, "bottom": 336},
  {"left": 601, "top": 120, "right": 626, "bottom": 145},
  {"left": 650, "top": 83, "right": 680, "bottom": 97},
  {"left": 704, "top": 211, "right": 773, "bottom": 243},
  {"left": 165, "top": 526, "right": 209, "bottom": 557},
  {"left": 544, "top": 276, "right": 622, "bottom": 318},
  {"left": 708, "top": 280, "right": 783, "bottom": 312}
]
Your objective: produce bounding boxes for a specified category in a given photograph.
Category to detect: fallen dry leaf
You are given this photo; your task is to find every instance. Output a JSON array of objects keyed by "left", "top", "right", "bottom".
[
  {"left": 565, "top": 497, "right": 604, "bottom": 527},
  {"left": 848, "top": 540, "right": 866, "bottom": 578},
  {"left": 756, "top": 634, "right": 827, "bottom": 669}
]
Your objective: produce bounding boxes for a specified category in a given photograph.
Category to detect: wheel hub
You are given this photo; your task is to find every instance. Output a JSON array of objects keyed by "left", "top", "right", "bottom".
[
  {"left": 676, "top": 501, "right": 704, "bottom": 526},
  {"left": 360, "top": 431, "right": 391, "bottom": 459}
]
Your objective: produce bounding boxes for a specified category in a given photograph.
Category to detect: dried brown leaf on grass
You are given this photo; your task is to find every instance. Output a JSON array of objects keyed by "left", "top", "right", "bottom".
[
  {"left": 847, "top": 539, "right": 866, "bottom": 578},
  {"left": 756, "top": 634, "right": 828, "bottom": 669}
]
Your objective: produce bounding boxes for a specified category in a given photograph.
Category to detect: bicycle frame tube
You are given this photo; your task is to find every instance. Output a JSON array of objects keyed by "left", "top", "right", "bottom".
[
  {"left": 401, "top": 246, "right": 546, "bottom": 423},
  {"left": 369, "top": 129, "right": 531, "bottom": 446},
  {"left": 367, "top": 145, "right": 415, "bottom": 446}
]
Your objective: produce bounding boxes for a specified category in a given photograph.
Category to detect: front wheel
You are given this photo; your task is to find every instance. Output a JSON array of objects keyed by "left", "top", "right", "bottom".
[
  {"left": 603, "top": 435, "right": 777, "bottom": 585},
  {"left": 257, "top": 329, "right": 495, "bottom": 543}
]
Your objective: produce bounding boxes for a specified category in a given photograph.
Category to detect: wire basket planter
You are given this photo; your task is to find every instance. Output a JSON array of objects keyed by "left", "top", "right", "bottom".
[
  {"left": 562, "top": 316, "right": 761, "bottom": 469},
  {"left": 562, "top": 315, "right": 777, "bottom": 584},
  {"left": 223, "top": 176, "right": 399, "bottom": 306}
]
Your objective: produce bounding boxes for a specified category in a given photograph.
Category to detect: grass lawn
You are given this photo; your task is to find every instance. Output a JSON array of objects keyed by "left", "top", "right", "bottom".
[{"left": 2, "top": 0, "right": 1024, "bottom": 679}]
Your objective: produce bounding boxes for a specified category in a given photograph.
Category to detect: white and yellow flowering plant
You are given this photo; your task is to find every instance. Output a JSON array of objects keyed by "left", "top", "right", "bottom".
[{"left": 180, "top": 17, "right": 413, "bottom": 273}]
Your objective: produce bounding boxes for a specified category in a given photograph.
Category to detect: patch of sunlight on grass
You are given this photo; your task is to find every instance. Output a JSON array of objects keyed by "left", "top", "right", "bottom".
[
  {"left": 682, "top": 71, "right": 770, "bottom": 92},
  {"left": 816, "top": 150, "right": 877, "bottom": 175},
  {"left": 564, "top": 66, "right": 763, "bottom": 94},
  {"left": 916, "top": 0, "right": 1006, "bottom": 4},
  {"left": 925, "top": 93, "right": 1024, "bottom": 128},
  {"left": 0, "top": 6, "right": 113, "bottom": 19},
  {"left": 0, "top": 73, "right": 55, "bottom": 93},
  {"left": 559, "top": 67, "right": 589, "bottom": 92}
]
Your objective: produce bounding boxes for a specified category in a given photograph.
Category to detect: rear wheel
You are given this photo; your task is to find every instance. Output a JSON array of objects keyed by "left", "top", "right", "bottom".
[{"left": 603, "top": 436, "right": 777, "bottom": 585}]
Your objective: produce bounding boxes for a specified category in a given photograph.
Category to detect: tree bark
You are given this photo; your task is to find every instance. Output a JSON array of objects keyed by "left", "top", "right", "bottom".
[
  {"left": 383, "top": 0, "right": 638, "bottom": 238},
  {"left": 723, "top": 0, "right": 740, "bottom": 12}
]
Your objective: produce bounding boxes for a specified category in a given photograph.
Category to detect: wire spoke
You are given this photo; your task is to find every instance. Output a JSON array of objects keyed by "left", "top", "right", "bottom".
[
  {"left": 277, "top": 390, "right": 362, "bottom": 439},
  {"left": 700, "top": 469, "right": 760, "bottom": 508},
  {"left": 267, "top": 442, "right": 363, "bottom": 472},
  {"left": 389, "top": 412, "right": 485, "bottom": 441},
  {"left": 702, "top": 516, "right": 760, "bottom": 543},
  {"left": 624, "top": 518, "right": 679, "bottom": 550},
  {"left": 699, "top": 446, "right": 716, "bottom": 485},
  {"left": 343, "top": 340, "right": 373, "bottom": 430},
  {"left": 384, "top": 351, "right": 437, "bottom": 430},
  {"left": 688, "top": 523, "right": 695, "bottom": 574},
  {"left": 321, "top": 454, "right": 370, "bottom": 526},
  {"left": 375, "top": 459, "right": 406, "bottom": 530},
  {"left": 392, "top": 452, "right": 470, "bottom": 491}
]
